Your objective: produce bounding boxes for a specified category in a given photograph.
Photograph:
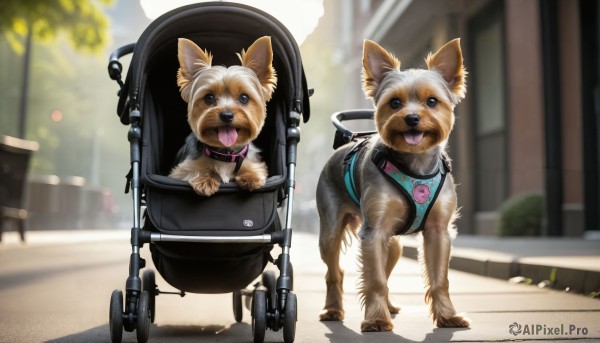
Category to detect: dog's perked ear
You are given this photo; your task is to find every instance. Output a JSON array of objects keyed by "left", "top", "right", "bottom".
[
  {"left": 177, "top": 38, "right": 213, "bottom": 102},
  {"left": 426, "top": 38, "right": 466, "bottom": 100},
  {"left": 239, "top": 36, "right": 278, "bottom": 101},
  {"left": 361, "top": 39, "right": 401, "bottom": 100}
]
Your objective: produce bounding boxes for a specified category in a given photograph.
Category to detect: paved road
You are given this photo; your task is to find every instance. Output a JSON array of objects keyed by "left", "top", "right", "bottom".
[{"left": 0, "top": 230, "right": 599, "bottom": 342}]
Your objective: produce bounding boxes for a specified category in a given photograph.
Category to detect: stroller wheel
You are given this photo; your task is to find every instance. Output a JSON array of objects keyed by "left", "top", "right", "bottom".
[
  {"left": 261, "top": 270, "right": 277, "bottom": 310},
  {"left": 283, "top": 292, "right": 297, "bottom": 343},
  {"left": 109, "top": 289, "right": 123, "bottom": 343},
  {"left": 252, "top": 289, "right": 267, "bottom": 343},
  {"left": 232, "top": 290, "right": 243, "bottom": 322},
  {"left": 142, "top": 270, "right": 156, "bottom": 323},
  {"left": 136, "top": 291, "right": 151, "bottom": 343}
]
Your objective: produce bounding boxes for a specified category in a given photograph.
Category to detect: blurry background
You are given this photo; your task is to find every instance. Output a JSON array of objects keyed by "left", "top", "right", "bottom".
[{"left": 1, "top": 0, "right": 598, "bottom": 239}]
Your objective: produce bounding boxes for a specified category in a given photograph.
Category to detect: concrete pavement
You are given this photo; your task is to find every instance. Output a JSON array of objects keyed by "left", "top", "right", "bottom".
[
  {"left": 6, "top": 228, "right": 599, "bottom": 294},
  {"left": 0, "top": 229, "right": 599, "bottom": 342}
]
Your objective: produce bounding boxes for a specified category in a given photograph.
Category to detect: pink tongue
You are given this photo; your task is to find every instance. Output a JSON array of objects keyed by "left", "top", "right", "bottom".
[
  {"left": 218, "top": 127, "right": 238, "bottom": 147},
  {"left": 403, "top": 131, "right": 424, "bottom": 146}
]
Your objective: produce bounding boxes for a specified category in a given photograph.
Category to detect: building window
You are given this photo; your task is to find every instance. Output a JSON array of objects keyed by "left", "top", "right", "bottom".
[
  {"left": 580, "top": 0, "right": 600, "bottom": 232},
  {"left": 470, "top": 2, "right": 507, "bottom": 212}
]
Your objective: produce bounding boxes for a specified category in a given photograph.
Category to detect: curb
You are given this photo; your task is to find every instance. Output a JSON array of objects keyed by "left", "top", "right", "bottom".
[{"left": 401, "top": 241, "right": 600, "bottom": 296}]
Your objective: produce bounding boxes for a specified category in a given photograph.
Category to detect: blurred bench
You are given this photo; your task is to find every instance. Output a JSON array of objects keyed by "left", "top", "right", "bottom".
[
  {"left": 0, "top": 134, "right": 39, "bottom": 242},
  {"left": 27, "top": 174, "right": 60, "bottom": 230}
]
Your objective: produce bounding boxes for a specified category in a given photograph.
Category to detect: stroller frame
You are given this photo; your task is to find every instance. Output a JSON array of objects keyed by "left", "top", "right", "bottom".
[{"left": 106, "top": 3, "right": 309, "bottom": 343}]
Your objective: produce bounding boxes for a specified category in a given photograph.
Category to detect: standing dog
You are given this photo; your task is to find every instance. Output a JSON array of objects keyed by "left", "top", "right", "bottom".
[
  {"left": 169, "top": 36, "right": 277, "bottom": 196},
  {"left": 317, "top": 39, "right": 470, "bottom": 331}
]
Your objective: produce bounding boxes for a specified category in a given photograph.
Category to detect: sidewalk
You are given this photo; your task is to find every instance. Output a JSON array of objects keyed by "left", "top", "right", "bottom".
[
  {"left": 402, "top": 234, "right": 600, "bottom": 296},
  {"left": 1, "top": 229, "right": 599, "bottom": 342},
  {"left": 3, "top": 230, "right": 599, "bottom": 296}
]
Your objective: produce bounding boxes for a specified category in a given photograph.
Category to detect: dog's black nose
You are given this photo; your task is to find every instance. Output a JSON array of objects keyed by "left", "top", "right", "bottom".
[
  {"left": 404, "top": 114, "right": 420, "bottom": 127},
  {"left": 219, "top": 111, "right": 234, "bottom": 123}
]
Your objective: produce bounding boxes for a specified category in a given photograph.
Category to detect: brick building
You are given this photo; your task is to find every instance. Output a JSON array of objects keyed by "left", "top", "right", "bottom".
[{"left": 317, "top": 0, "right": 599, "bottom": 236}]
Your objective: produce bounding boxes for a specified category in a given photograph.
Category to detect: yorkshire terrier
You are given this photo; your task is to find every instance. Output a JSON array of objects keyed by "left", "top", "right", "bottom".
[
  {"left": 317, "top": 39, "right": 470, "bottom": 331},
  {"left": 169, "top": 36, "right": 277, "bottom": 196}
]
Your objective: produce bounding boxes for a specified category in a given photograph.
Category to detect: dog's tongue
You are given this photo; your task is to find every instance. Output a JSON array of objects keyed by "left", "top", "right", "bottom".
[
  {"left": 403, "top": 131, "right": 424, "bottom": 146},
  {"left": 218, "top": 127, "right": 238, "bottom": 147}
]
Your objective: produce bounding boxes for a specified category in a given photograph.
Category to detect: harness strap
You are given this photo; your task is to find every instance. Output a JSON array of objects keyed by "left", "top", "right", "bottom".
[
  {"left": 343, "top": 141, "right": 450, "bottom": 235},
  {"left": 372, "top": 148, "right": 447, "bottom": 234},
  {"left": 343, "top": 138, "right": 371, "bottom": 206}
]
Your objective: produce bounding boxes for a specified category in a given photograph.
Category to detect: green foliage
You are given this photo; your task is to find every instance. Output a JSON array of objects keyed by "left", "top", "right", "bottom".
[
  {"left": 0, "top": 0, "right": 114, "bottom": 54},
  {"left": 498, "top": 193, "right": 544, "bottom": 236},
  {"left": 23, "top": 38, "right": 128, "bottom": 177}
]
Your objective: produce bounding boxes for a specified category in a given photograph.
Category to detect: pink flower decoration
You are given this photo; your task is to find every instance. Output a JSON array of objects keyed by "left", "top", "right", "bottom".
[{"left": 413, "top": 184, "right": 430, "bottom": 204}]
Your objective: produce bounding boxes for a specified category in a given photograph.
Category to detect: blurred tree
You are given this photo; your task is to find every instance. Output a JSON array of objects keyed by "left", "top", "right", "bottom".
[
  {"left": 0, "top": 0, "right": 113, "bottom": 54},
  {"left": 0, "top": 0, "right": 113, "bottom": 138}
]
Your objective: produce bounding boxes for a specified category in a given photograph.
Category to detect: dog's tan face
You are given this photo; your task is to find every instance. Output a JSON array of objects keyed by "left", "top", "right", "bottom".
[
  {"left": 176, "top": 37, "right": 277, "bottom": 149},
  {"left": 362, "top": 39, "right": 466, "bottom": 153}
]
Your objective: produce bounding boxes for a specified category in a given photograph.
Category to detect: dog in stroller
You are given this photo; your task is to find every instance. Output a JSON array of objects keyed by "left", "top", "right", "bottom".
[
  {"left": 169, "top": 37, "right": 276, "bottom": 196},
  {"left": 106, "top": 3, "right": 311, "bottom": 343}
]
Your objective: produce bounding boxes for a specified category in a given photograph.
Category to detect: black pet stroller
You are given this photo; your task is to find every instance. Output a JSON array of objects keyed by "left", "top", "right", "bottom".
[{"left": 106, "top": 3, "right": 310, "bottom": 343}]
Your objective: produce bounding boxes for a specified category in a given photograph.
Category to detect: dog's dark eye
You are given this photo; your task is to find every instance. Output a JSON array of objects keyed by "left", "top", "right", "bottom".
[
  {"left": 204, "top": 93, "right": 216, "bottom": 105},
  {"left": 426, "top": 97, "right": 438, "bottom": 108},
  {"left": 239, "top": 94, "right": 250, "bottom": 105},
  {"left": 389, "top": 98, "right": 402, "bottom": 109}
]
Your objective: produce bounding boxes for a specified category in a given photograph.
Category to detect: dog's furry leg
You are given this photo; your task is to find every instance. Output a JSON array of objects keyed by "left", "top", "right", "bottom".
[
  {"left": 385, "top": 236, "right": 401, "bottom": 314},
  {"left": 318, "top": 209, "right": 358, "bottom": 321},
  {"left": 359, "top": 228, "right": 394, "bottom": 332},
  {"left": 420, "top": 224, "right": 470, "bottom": 328},
  {"left": 170, "top": 158, "right": 221, "bottom": 196}
]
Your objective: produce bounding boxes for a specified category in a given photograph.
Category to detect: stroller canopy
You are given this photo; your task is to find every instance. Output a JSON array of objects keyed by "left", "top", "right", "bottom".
[{"left": 117, "top": 1, "right": 311, "bottom": 125}]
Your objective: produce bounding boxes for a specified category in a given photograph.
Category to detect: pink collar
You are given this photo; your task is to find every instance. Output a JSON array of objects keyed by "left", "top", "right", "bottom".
[{"left": 203, "top": 144, "right": 249, "bottom": 163}]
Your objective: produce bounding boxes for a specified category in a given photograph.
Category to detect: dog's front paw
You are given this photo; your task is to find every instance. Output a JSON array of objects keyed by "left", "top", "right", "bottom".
[
  {"left": 361, "top": 319, "right": 394, "bottom": 332},
  {"left": 235, "top": 174, "right": 266, "bottom": 191},
  {"left": 436, "top": 314, "right": 471, "bottom": 328},
  {"left": 319, "top": 308, "right": 344, "bottom": 321},
  {"left": 189, "top": 176, "right": 220, "bottom": 196}
]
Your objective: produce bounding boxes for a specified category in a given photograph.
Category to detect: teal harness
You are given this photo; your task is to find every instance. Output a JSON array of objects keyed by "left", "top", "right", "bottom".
[{"left": 343, "top": 139, "right": 450, "bottom": 235}]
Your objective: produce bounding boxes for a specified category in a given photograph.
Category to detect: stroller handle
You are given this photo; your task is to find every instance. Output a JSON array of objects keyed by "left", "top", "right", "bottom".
[
  {"left": 331, "top": 109, "right": 376, "bottom": 136},
  {"left": 331, "top": 109, "right": 375, "bottom": 131},
  {"left": 108, "top": 43, "right": 136, "bottom": 87},
  {"left": 331, "top": 109, "right": 376, "bottom": 149}
]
